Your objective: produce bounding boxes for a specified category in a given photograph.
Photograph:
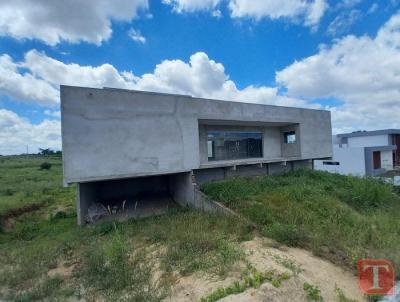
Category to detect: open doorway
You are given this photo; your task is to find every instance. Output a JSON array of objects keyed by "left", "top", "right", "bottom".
[{"left": 373, "top": 151, "right": 381, "bottom": 170}]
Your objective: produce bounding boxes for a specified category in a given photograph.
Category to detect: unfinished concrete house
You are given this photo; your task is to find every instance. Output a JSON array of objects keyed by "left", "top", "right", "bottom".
[{"left": 61, "top": 86, "right": 333, "bottom": 224}]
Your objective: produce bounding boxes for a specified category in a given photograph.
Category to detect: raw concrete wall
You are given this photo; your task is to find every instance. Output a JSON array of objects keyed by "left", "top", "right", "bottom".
[
  {"left": 292, "top": 160, "right": 312, "bottom": 170},
  {"left": 193, "top": 159, "right": 312, "bottom": 184},
  {"left": 77, "top": 182, "right": 97, "bottom": 225},
  {"left": 62, "top": 86, "right": 332, "bottom": 185},
  {"left": 169, "top": 172, "right": 243, "bottom": 216},
  {"left": 264, "top": 127, "right": 282, "bottom": 158},
  {"left": 280, "top": 124, "right": 301, "bottom": 158},
  {"left": 225, "top": 164, "right": 267, "bottom": 178},
  {"left": 268, "top": 162, "right": 292, "bottom": 175},
  {"left": 193, "top": 168, "right": 226, "bottom": 185},
  {"left": 169, "top": 172, "right": 195, "bottom": 208}
]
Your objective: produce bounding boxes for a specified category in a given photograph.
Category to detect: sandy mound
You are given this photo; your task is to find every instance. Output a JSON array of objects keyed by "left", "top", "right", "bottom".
[{"left": 165, "top": 237, "right": 365, "bottom": 302}]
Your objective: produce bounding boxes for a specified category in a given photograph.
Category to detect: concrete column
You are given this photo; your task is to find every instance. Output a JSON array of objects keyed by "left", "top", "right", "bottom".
[{"left": 76, "top": 182, "right": 97, "bottom": 225}]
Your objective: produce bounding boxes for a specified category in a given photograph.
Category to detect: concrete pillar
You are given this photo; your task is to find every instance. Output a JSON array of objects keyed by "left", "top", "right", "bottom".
[{"left": 76, "top": 182, "right": 97, "bottom": 225}]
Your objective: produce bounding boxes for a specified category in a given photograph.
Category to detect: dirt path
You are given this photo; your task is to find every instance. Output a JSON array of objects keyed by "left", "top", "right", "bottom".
[{"left": 165, "top": 237, "right": 365, "bottom": 302}]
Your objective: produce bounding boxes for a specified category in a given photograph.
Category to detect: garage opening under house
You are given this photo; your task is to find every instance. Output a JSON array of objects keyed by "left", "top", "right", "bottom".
[{"left": 61, "top": 86, "right": 333, "bottom": 224}]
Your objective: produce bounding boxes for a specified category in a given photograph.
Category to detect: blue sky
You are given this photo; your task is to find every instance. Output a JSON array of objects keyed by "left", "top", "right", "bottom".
[{"left": 0, "top": 0, "right": 399, "bottom": 154}]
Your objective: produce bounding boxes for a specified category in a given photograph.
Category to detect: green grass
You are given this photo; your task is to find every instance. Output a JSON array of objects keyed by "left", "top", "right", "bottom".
[
  {"left": 202, "top": 169, "right": 400, "bottom": 277},
  {"left": 0, "top": 155, "right": 251, "bottom": 301},
  {"left": 0, "top": 155, "right": 75, "bottom": 217},
  {"left": 3, "top": 155, "right": 398, "bottom": 300}
]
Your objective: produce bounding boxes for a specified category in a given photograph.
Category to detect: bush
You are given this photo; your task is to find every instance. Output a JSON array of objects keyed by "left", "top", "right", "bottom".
[{"left": 39, "top": 162, "right": 52, "bottom": 170}]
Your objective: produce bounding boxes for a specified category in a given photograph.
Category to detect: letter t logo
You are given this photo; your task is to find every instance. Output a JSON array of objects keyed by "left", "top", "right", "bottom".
[{"left": 358, "top": 259, "right": 395, "bottom": 295}]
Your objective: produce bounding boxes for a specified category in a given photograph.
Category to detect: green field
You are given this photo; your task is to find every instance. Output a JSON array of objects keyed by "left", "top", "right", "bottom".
[
  {"left": 0, "top": 156, "right": 251, "bottom": 301},
  {"left": 0, "top": 156, "right": 398, "bottom": 301}
]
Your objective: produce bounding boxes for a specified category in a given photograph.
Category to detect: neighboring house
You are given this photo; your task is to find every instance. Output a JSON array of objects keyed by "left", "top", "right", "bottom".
[
  {"left": 61, "top": 86, "right": 332, "bottom": 224},
  {"left": 315, "top": 129, "right": 400, "bottom": 177}
]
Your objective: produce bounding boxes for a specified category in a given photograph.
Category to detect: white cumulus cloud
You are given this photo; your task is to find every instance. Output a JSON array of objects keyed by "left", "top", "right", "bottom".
[
  {"left": 0, "top": 50, "right": 306, "bottom": 108},
  {"left": 0, "top": 109, "right": 61, "bottom": 155},
  {"left": 276, "top": 13, "right": 400, "bottom": 132},
  {"left": 0, "top": 54, "right": 59, "bottom": 106},
  {"left": 163, "top": 0, "right": 327, "bottom": 27},
  {"left": 0, "top": 0, "right": 148, "bottom": 45},
  {"left": 229, "top": 0, "right": 327, "bottom": 27}
]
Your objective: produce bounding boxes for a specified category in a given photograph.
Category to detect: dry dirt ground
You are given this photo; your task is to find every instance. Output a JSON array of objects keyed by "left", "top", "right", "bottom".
[{"left": 165, "top": 237, "right": 365, "bottom": 302}]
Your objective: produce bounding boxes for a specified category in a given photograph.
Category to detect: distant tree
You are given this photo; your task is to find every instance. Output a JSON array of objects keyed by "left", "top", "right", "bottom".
[{"left": 38, "top": 148, "right": 55, "bottom": 156}]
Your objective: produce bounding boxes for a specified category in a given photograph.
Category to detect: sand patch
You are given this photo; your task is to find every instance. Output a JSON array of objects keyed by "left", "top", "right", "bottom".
[{"left": 165, "top": 237, "right": 365, "bottom": 302}]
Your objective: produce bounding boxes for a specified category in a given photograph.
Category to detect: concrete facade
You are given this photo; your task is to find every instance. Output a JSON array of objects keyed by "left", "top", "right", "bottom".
[{"left": 61, "top": 86, "right": 332, "bottom": 224}]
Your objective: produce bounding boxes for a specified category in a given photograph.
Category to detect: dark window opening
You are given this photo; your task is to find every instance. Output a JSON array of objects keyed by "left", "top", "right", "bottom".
[
  {"left": 373, "top": 151, "right": 381, "bottom": 169},
  {"left": 284, "top": 131, "right": 296, "bottom": 144},
  {"left": 323, "top": 161, "right": 340, "bottom": 166},
  {"left": 207, "top": 131, "right": 263, "bottom": 161}
]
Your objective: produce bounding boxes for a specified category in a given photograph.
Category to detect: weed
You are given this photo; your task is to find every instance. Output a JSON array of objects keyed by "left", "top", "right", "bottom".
[
  {"left": 272, "top": 254, "right": 303, "bottom": 275},
  {"left": 303, "top": 282, "right": 324, "bottom": 301},
  {"left": 200, "top": 268, "right": 291, "bottom": 302},
  {"left": 334, "top": 286, "right": 357, "bottom": 302}
]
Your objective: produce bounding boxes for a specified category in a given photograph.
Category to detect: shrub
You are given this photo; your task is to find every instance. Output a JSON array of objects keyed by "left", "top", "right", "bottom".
[{"left": 39, "top": 162, "right": 52, "bottom": 170}]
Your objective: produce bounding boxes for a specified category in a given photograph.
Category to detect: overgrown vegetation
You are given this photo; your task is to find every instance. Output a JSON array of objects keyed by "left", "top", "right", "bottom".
[
  {"left": 0, "top": 156, "right": 251, "bottom": 301},
  {"left": 2, "top": 156, "right": 397, "bottom": 301},
  {"left": 202, "top": 169, "right": 400, "bottom": 277}
]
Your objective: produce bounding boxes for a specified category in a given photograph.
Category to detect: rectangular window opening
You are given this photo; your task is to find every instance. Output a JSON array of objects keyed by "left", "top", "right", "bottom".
[
  {"left": 207, "top": 131, "right": 263, "bottom": 161},
  {"left": 284, "top": 131, "right": 296, "bottom": 144},
  {"left": 323, "top": 161, "right": 340, "bottom": 166}
]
